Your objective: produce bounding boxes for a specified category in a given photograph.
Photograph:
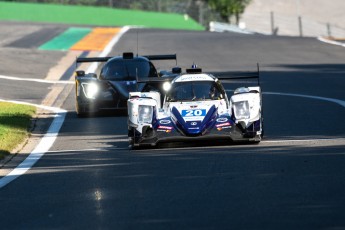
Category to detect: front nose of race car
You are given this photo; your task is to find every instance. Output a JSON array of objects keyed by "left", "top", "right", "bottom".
[
  {"left": 108, "top": 80, "right": 137, "bottom": 100},
  {"left": 171, "top": 105, "right": 218, "bottom": 136}
]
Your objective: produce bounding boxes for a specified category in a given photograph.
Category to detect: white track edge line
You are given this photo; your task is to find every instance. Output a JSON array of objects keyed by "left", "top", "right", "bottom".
[
  {"left": 263, "top": 92, "right": 345, "bottom": 108},
  {"left": 0, "top": 26, "right": 130, "bottom": 188},
  {"left": 0, "top": 100, "right": 66, "bottom": 188},
  {"left": 0, "top": 75, "right": 74, "bottom": 84},
  {"left": 317, "top": 36, "right": 345, "bottom": 47},
  {"left": 0, "top": 26, "right": 131, "bottom": 84}
]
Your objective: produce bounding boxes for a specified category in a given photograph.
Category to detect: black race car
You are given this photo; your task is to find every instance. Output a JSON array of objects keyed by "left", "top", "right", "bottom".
[{"left": 75, "top": 52, "right": 177, "bottom": 116}]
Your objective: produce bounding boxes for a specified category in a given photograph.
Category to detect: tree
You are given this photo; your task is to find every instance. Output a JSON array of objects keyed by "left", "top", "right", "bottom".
[{"left": 206, "top": 0, "right": 251, "bottom": 24}]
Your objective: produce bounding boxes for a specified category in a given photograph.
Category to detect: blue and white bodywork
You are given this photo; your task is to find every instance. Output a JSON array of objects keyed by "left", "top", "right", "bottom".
[{"left": 127, "top": 69, "right": 263, "bottom": 147}]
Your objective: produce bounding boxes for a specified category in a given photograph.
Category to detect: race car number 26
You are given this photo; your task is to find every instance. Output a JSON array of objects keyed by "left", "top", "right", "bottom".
[{"left": 182, "top": 109, "right": 206, "bottom": 117}]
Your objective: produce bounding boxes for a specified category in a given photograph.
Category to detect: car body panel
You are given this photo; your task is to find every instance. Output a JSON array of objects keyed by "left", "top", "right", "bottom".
[
  {"left": 75, "top": 53, "right": 176, "bottom": 116},
  {"left": 127, "top": 69, "right": 263, "bottom": 147}
]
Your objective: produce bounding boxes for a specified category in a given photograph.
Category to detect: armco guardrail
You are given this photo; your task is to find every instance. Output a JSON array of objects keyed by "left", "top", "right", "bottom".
[{"left": 209, "top": 21, "right": 254, "bottom": 34}]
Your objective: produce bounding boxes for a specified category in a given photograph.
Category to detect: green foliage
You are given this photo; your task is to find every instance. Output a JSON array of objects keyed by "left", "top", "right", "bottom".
[
  {"left": 68, "top": 0, "right": 97, "bottom": 5},
  {"left": 0, "top": 0, "right": 252, "bottom": 26},
  {"left": 129, "top": 0, "right": 158, "bottom": 11},
  {"left": 206, "top": 0, "right": 251, "bottom": 24},
  {"left": 2, "top": 0, "right": 97, "bottom": 4}
]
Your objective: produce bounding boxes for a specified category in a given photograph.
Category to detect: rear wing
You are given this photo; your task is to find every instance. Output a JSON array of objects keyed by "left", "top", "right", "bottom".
[
  {"left": 76, "top": 57, "right": 110, "bottom": 63},
  {"left": 144, "top": 54, "right": 176, "bottom": 61},
  {"left": 76, "top": 52, "right": 176, "bottom": 64},
  {"left": 136, "top": 76, "right": 176, "bottom": 85},
  {"left": 211, "top": 64, "right": 260, "bottom": 86}
]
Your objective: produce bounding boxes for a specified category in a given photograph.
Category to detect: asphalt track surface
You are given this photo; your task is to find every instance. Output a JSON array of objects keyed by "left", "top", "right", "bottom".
[{"left": 1, "top": 23, "right": 345, "bottom": 229}]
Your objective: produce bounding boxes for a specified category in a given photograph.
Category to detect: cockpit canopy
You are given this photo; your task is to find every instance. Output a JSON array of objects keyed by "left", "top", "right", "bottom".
[
  {"left": 166, "top": 80, "right": 224, "bottom": 102},
  {"left": 100, "top": 58, "right": 158, "bottom": 81}
]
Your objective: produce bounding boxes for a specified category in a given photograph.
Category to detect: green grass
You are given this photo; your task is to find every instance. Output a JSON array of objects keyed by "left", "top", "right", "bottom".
[
  {"left": 0, "top": 1, "right": 204, "bottom": 30},
  {"left": 0, "top": 102, "right": 36, "bottom": 160}
]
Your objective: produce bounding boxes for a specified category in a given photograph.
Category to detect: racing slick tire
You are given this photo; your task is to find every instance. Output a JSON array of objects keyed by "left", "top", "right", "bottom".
[{"left": 76, "top": 100, "right": 91, "bottom": 118}]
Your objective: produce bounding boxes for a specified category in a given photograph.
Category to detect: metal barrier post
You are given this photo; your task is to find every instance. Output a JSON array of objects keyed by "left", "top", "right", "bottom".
[
  {"left": 327, "top": 23, "right": 332, "bottom": 37},
  {"left": 270, "top": 11, "right": 275, "bottom": 35},
  {"left": 298, "top": 16, "right": 303, "bottom": 37}
]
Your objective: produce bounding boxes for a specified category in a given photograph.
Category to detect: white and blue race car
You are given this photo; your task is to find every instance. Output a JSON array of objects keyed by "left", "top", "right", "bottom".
[{"left": 127, "top": 67, "right": 263, "bottom": 148}]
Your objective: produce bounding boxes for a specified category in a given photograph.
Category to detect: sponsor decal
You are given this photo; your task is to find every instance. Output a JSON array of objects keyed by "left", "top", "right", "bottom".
[
  {"left": 216, "top": 122, "right": 231, "bottom": 128},
  {"left": 157, "top": 129, "right": 172, "bottom": 133},
  {"left": 159, "top": 120, "right": 171, "bottom": 124},
  {"left": 126, "top": 80, "right": 136, "bottom": 86},
  {"left": 183, "top": 102, "right": 202, "bottom": 105},
  {"left": 216, "top": 117, "right": 228, "bottom": 123},
  {"left": 158, "top": 125, "right": 173, "bottom": 130},
  {"left": 188, "top": 127, "right": 200, "bottom": 130},
  {"left": 182, "top": 109, "right": 206, "bottom": 117},
  {"left": 176, "top": 75, "right": 213, "bottom": 82},
  {"left": 217, "top": 126, "right": 231, "bottom": 131}
]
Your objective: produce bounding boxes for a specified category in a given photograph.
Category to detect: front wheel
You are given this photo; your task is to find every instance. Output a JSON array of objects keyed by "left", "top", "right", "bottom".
[
  {"left": 261, "top": 118, "right": 264, "bottom": 138},
  {"left": 76, "top": 100, "right": 90, "bottom": 118}
]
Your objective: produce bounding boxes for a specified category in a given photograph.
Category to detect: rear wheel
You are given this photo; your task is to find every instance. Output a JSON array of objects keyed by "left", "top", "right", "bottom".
[{"left": 253, "top": 118, "right": 264, "bottom": 143}]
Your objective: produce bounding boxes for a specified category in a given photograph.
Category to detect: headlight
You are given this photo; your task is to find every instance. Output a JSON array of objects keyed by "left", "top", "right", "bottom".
[
  {"left": 138, "top": 105, "right": 153, "bottom": 123},
  {"left": 163, "top": 82, "right": 171, "bottom": 91},
  {"left": 81, "top": 82, "right": 99, "bottom": 99},
  {"left": 233, "top": 101, "right": 250, "bottom": 119}
]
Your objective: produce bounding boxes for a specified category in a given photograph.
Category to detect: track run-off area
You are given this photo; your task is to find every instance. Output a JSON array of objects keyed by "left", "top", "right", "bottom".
[{"left": 0, "top": 22, "right": 344, "bottom": 229}]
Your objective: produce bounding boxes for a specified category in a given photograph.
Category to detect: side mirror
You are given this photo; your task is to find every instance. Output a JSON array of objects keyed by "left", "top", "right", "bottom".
[
  {"left": 75, "top": 70, "right": 85, "bottom": 77},
  {"left": 172, "top": 67, "right": 181, "bottom": 74},
  {"left": 123, "top": 52, "right": 134, "bottom": 59},
  {"left": 159, "top": 70, "right": 169, "bottom": 76},
  {"left": 87, "top": 73, "right": 97, "bottom": 78}
]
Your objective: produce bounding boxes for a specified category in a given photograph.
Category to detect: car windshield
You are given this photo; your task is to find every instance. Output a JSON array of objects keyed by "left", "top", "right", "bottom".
[
  {"left": 167, "top": 81, "right": 222, "bottom": 102},
  {"left": 101, "top": 59, "right": 157, "bottom": 80}
]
